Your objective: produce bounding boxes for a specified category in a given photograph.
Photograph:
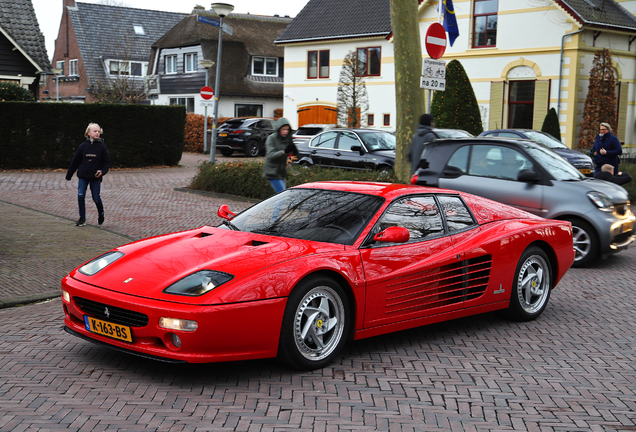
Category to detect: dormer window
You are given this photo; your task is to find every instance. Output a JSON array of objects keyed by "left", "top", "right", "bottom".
[
  {"left": 133, "top": 25, "right": 145, "bottom": 35},
  {"left": 252, "top": 57, "right": 278, "bottom": 76}
]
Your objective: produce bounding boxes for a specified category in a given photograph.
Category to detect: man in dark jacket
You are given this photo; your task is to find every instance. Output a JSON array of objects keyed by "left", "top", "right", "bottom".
[
  {"left": 595, "top": 164, "right": 632, "bottom": 186},
  {"left": 66, "top": 123, "right": 110, "bottom": 226},
  {"left": 263, "top": 118, "right": 296, "bottom": 193},
  {"left": 409, "top": 114, "right": 438, "bottom": 174},
  {"left": 590, "top": 122, "right": 622, "bottom": 176}
]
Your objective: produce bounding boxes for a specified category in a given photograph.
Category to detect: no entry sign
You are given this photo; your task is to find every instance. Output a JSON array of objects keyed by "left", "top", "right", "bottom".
[
  {"left": 425, "top": 23, "right": 447, "bottom": 59},
  {"left": 200, "top": 86, "right": 214, "bottom": 100}
]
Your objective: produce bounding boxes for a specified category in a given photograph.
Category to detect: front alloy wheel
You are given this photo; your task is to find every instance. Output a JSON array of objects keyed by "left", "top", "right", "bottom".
[
  {"left": 278, "top": 277, "right": 349, "bottom": 370},
  {"left": 503, "top": 246, "right": 552, "bottom": 321},
  {"left": 245, "top": 140, "right": 260, "bottom": 157}
]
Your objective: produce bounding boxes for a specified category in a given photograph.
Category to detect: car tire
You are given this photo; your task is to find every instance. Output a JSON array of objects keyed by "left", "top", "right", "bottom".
[
  {"left": 503, "top": 246, "right": 552, "bottom": 322},
  {"left": 220, "top": 149, "right": 233, "bottom": 157},
  {"left": 278, "top": 276, "right": 350, "bottom": 370},
  {"left": 244, "top": 140, "right": 260, "bottom": 157},
  {"left": 565, "top": 218, "right": 598, "bottom": 268},
  {"left": 377, "top": 165, "right": 392, "bottom": 176}
]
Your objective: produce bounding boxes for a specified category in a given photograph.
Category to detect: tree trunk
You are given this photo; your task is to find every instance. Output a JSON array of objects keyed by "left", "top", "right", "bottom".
[{"left": 391, "top": 0, "right": 425, "bottom": 183}]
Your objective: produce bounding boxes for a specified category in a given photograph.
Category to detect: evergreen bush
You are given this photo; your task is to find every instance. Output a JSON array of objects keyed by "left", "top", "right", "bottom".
[
  {"left": 0, "top": 82, "right": 34, "bottom": 102},
  {"left": 431, "top": 60, "right": 483, "bottom": 136},
  {"left": 541, "top": 107, "right": 561, "bottom": 140},
  {"left": 189, "top": 161, "right": 399, "bottom": 200}
]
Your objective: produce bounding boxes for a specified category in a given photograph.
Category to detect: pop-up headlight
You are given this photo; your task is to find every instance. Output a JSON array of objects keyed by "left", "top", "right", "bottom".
[
  {"left": 163, "top": 270, "right": 233, "bottom": 296},
  {"left": 79, "top": 251, "right": 124, "bottom": 276}
]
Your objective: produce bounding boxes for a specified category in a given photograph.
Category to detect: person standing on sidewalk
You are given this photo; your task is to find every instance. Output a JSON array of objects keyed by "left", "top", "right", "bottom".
[
  {"left": 263, "top": 117, "right": 297, "bottom": 194},
  {"left": 590, "top": 122, "right": 622, "bottom": 176},
  {"left": 65, "top": 123, "right": 110, "bottom": 226}
]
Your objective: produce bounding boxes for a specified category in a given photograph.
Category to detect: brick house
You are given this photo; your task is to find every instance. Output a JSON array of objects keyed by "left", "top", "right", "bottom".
[
  {"left": 43, "top": 0, "right": 186, "bottom": 103},
  {"left": 0, "top": 0, "right": 51, "bottom": 99}
]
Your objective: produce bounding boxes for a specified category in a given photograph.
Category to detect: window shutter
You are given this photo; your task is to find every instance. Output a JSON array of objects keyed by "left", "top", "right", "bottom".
[
  {"left": 617, "top": 81, "right": 629, "bottom": 142},
  {"left": 489, "top": 82, "right": 505, "bottom": 130},
  {"left": 532, "top": 80, "right": 550, "bottom": 130}
]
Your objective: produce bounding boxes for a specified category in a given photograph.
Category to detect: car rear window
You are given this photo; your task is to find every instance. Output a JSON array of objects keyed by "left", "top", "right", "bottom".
[
  {"left": 296, "top": 127, "right": 324, "bottom": 136},
  {"left": 224, "top": 119, "right": 246, "bottom": 128}
]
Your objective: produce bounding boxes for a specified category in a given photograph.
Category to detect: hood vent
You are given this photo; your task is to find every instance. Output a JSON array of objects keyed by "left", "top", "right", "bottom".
[{"left": 246, "top": 240, "right": 268, "bottom": 247}]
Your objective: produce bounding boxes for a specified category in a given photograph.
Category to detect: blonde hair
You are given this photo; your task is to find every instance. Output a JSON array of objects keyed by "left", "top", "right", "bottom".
[
  {"left": 84, "top": 123, "right": 103, "bottom": 137},
  {"left": 601, "top": 164, "right": 614, "bottom": 173},
  {"left": 600, "top": 122, "right": 612, "bottom": 133}
]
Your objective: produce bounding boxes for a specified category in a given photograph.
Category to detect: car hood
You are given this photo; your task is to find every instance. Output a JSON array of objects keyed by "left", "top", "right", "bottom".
[
  {"left": 552, "top": 148, "right": 591, "bottom": 163},
  {"left": 567, "top": 177, "right": 629, "bottom": 203},
  {"left": 70, "top": 227, "right": 344, "bottom": 303}
]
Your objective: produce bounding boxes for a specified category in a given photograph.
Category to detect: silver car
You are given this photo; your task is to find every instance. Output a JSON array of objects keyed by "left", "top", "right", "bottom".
[{"left": 412, "top": 137, "right": 635, "bottom": 267}]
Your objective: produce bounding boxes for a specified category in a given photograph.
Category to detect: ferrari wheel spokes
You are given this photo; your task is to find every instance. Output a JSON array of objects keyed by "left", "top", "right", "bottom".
[
  {"left": 503, "top": 246, "right": 552, "bottom": 322},
  {"left": 294, "top": 288, "right": 344, "bottom": 360}
]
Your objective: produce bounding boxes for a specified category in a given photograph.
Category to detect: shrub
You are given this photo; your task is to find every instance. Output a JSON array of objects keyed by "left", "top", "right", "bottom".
[
  {"left": 619, "top": 163, "right": 636, "bottom": 203},
  {"left": 184, "top": 114, "right": 234, "bottom": 153},
  {"left": 0, "top": 82, "right": 34, "bottom": 102},
  {"left": 189, "top": 161, "right": 400, "bottom": 200},
  {"left": 541, "top": 107, "right": 561, "bottom": 141}
]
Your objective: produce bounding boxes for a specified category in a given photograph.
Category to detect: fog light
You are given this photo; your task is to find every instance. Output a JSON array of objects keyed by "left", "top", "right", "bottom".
[
  {"left": 158, "top": 317, "right": 198, "bottom": 331},
  {"left": 61, "top": 289, "right": 70, "bottom": 303},
  {"left": 170, "top": 333, "right": 182, "bottom": 348}
]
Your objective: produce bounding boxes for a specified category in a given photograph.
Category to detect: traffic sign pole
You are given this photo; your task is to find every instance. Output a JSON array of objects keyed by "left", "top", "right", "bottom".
[{"left": 201, "top": 86, "right": 214, "bottom": 153}]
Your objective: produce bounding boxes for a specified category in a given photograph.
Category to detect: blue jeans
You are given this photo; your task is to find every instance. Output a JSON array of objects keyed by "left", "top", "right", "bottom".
[
  {"left": 77, "top": 178, "right": 104, "bottom": 220},
  {"left": 268, "top": 179, "right": 286, "bottom": 194}
]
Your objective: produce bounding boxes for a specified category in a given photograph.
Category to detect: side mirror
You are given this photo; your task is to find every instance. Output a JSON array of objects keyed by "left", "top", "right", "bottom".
[
  {"left": 350, "top": 145, "right": 366, "bottom": 155},
  {"left": 518, "top": 169, "right": 540, "bottom": 183},
  {"left": 217, "top": 204, "right": 236, "bottom": 220},
  {"left": 373, "top": 226, "right": 410, "bottom": 243}
]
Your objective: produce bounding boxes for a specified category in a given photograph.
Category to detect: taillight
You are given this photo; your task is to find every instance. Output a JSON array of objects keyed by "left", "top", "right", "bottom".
[
  {"left": 229, "top": 130, "right": 243, "bottom": 134},
  {"left": 410, "top": 174, "right": 418, "bottom": 185}
]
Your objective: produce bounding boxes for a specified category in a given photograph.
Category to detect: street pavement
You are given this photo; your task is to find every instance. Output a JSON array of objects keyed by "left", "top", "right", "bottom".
[{"left": 1, "top": 154, "right": 636, "bottom": 431}]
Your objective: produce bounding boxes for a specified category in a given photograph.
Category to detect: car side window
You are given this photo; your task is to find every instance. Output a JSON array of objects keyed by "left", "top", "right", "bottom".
[
  {"left": 260, "top": 120, "right": 272, "bottom": 129},
  {"left": 374, "top": 196, "right": 444, "bottom": 244},
  {"left": 447, "top": 146, "right": 470, "bottom": 173},
  {"left": 437, "top": 195, "right": 476, "bottom": 232},
  {"left": 337, "top": 132, "right": 360, "bottom": 151},
  {"left": 468, "top": 145, "right": 532, "bottom": 180},
  {"left": 313, "top": 131, "right": 337, "bottom": 149}
]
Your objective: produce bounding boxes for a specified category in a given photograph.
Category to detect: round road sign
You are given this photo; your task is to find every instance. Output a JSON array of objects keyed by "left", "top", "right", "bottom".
[
  {"left": 200, "top": 86, "right": 214, "bottom": 100},
  {"left": 425, "top": 23, "right": 447, "bottom": 59}
]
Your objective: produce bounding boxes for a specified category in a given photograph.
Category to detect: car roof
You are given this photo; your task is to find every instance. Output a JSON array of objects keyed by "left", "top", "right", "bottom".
[
  {"left": 297, "top": 124, "right": 336, "bottom": 128},
  {"left": 428, "top": 136, "right": 545, "bottom": 149},
  {"left": 293, "top": 181, "right": 461, "bottom": 200}
]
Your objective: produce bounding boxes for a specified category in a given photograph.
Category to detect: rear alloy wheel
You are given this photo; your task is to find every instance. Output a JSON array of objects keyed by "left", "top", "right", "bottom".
[
  {"left": 503, "top": 246, "right": 551, "bottom": 322},
  {"left": 244, "top": 140, "right": 260, "bottom": 157},
  {"left": 566, "top": 218, "right": 598, "bottom": 268},
  {"left": 220, "top": 149, "right": 233, "bottom": 157},
  {"left": 278, "top": 276, "right": 349, "bottom": 370}
]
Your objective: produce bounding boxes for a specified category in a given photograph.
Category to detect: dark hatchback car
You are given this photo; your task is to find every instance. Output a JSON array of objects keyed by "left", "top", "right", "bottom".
[
  {"left": 479, "top": 129, "right": 594, "bottom": 176},
  {"left": 216, "top": 118, "right": 276, "bottom": 157},
  {"left": 411, "top": 137, "right": 634, "bottom": 267},
  {"left": 296, "top": 128, "right": 396, "bottom": 172}
]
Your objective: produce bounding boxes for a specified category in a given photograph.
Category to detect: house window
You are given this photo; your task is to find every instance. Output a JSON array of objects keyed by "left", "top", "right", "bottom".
[
  {"left": 252, "top": 57, "right": 278, "bottom": 76},
  {"left": 235, "top": 104, "right": 263, "bottom": 117},
  {"left": 56, "top": 60, "right": 65, "bottom": 75},
  {"left": 383, "top": 114, "right": 390, "bottom": 126},
  {"left": 184, "top": 53, "right": 198, "bottom": 73},
  {"left": 508, "top": 80, "right": 535, "bottom": 129},
  {"left": 109, "top": 60, "right": 145, "bottom": 76},
  {"left": 169, "top": 97, "right": 195, "bottom": 113},
  {"left": 473, "top": 0, "right": 498, "bottom": 47},
  {"left": 307, "top": 50, "right": 330, "bottom": 79},
  {"left": 133, "top": 24, "right": 145, "bottom": 35},
  {"left": 69, "top": 59, "right": 78, "bottom": 76},
  {"left": 356, "top": 47, "right": 381, "bottom": 77},
  {"left": 368, "top": 114, "right": 375, "bottom": 126},
  {"left": 165, "top": 55, "right": 177, "bottom": 74}
]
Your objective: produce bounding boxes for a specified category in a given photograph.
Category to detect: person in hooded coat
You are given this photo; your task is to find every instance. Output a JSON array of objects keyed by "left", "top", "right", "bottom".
[
  {"left": 263, "top": 118, "right": 297, "bottom": 193},
  {"left": 409, "top": 114, "right": 438, "bottom": 174}
]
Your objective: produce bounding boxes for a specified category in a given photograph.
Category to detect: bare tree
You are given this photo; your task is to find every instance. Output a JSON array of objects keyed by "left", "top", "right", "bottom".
[{"left": 336, "top": 51, "right": 369, "bottom": 128}]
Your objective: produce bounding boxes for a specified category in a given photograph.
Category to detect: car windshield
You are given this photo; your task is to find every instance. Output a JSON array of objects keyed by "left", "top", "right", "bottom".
[
  {"left": 435, "top": 129, "right": 473, "bottom": 138},
  {"left": 358, "top": 132, "right": 396, "bottom": 151},
  {"left": 523, "top": 131, "right": 568, "bottom": 149},
  {"left": 523, "top": 143, "right": 584, "bottom": 180},
  {"left": 220, "top": 188, "right": 384, "bottom": 245}
]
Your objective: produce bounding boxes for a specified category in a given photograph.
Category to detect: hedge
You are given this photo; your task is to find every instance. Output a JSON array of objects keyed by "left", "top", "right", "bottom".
[{"left": 0, "top": 102, "right": 186, "bottom": 169}]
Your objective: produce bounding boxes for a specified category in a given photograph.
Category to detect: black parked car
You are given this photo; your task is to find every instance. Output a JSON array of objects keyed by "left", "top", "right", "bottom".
[
  {"left": 216, "top": 118, "right": 276, "bottom": 157},
  {"left": 296, "top": 128, "right": 396, "bottom": 172},
  {"left": 479, "top": 129, "right": 594, "bottom": 176}
]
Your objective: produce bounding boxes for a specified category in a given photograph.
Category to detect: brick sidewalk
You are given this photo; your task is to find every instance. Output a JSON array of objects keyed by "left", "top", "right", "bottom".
[{"left": 0, "top": 153, "right": 258, "bottom": 307}]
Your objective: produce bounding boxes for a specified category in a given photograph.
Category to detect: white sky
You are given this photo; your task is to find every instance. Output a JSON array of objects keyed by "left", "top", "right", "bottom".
[{"left": 31, "top": 0, "right": 308, "bottom": 61}]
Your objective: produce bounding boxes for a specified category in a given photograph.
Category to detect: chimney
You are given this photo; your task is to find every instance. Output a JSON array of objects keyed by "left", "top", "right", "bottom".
[{"left": 64, "top": 0, "right": 76, "bottom": 7}]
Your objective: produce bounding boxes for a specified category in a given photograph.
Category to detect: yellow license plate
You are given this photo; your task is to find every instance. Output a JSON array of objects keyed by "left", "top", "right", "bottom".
[
  {"left": 579, "top": 168, "right": 592, "bottom": 174},
  {"left": 84, "top": 316, "right": 132, "bottom": 342},
  {"left": 219, "top": 133, "right": 227, "bottom": 137}
]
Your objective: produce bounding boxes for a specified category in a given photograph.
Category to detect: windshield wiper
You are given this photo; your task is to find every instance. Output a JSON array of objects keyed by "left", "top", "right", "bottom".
[{"left": 222, "top": 220, "right": 240, "bottom": 231}]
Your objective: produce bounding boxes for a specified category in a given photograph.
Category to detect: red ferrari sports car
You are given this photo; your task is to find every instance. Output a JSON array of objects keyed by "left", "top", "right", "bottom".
[{"left": 62, "top": 182, "right": 575, "bottom": 370}]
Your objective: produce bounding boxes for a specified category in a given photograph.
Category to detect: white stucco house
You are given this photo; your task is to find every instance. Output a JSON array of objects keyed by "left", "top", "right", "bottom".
[{"left": 275, "top": 0, "right": 636, "bottom": 151}]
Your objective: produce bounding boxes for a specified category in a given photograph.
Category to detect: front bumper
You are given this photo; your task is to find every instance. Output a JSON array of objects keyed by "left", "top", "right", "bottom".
[
  {"left": 597, "top": 206, "right": 635, "bottom": 255},
  {"left": 61, "top": 275, "right": 286, "bottom": 363}
]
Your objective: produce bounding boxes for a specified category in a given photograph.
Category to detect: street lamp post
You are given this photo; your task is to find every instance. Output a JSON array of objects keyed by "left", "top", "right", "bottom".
[
  {"left": 51, "top": 68, "right": 63, "bottom": 102},
  {"left": 199, "top": 59, "right": 215, "bottom": 153},
  {"left": 209, "top": 2, "right": 234, "bottom": 163}
]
